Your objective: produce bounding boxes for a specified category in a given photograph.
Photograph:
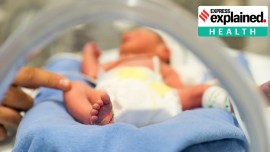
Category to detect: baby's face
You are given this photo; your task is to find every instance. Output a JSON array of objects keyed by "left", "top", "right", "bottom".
[{"left": 120, "top": 28, "right": 166, "bottom": 58}]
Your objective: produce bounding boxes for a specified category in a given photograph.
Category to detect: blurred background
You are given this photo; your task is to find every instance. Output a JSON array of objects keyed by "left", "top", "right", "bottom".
[
  {"left": 0, "top": 0, "right": 269, "bottom": 67},
  {"left": 0, "top": 0, "right": 269, "bottom": 151}
]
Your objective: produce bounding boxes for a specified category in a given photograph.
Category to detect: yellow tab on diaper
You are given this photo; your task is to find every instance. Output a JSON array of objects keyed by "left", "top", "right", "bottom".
[
  {"left": 149, "top": 81, "right": 172, "bottom": 97},
  {"left": 117, "top": 67, "right": 147, "bottom": 80}
]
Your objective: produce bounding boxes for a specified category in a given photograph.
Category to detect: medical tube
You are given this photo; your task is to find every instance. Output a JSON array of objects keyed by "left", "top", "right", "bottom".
[{"left": 0, "top": 0, "right": 269, "bottom": 151}]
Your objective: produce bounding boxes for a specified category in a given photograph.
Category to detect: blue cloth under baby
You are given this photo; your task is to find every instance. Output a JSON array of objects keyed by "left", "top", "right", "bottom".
[{"left": 13, "top": 56, "right": 248, "bottom": 152}]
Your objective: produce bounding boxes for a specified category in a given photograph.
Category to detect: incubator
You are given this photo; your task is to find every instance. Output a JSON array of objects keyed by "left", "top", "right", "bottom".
[{"left": 0, "top": 0, "right": 269, "bottom": 151}]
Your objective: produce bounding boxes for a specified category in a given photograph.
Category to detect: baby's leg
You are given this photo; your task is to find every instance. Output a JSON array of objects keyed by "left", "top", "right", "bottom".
[
  {"left": 64, "top": 81, "right": 113, "bottom": 125},
  {"left": 179, "top": 81, "right": 270, "bottom": 112},
  {"left": 179, "top": 84, "right": 210, "bottom": 110},
  {"left": 260, "top": 81, "right": 270, "bottom": 105},
  {"left": 180, "top": 85, "right": 233, "bottom": 113}
]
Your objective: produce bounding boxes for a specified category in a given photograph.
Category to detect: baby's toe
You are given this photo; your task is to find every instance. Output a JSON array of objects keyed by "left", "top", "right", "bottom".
[
  {"left": 93, "top": 103, "right": 101, "bottom": 110},
  {"left": 91, "top": 116, "right": 98, "bottom": 123},
  {"left": 97, "top": 100, "right": 104, "bottom": 106},
  {"left": 91, "top": 109, "right": 98, "bottom": 115},
  {"left": 100, "top": 92, "right": 111, "bottom": 105}
]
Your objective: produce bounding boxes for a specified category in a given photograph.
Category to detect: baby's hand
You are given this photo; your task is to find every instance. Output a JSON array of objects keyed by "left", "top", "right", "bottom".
[{"left": 63, "top": 81, "right": 113, "bottom": 125}]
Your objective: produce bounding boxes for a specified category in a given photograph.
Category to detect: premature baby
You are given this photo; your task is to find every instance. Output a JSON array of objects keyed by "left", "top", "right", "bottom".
[{"left": 64, "top": 28, "right": 270, "bottom": 126}]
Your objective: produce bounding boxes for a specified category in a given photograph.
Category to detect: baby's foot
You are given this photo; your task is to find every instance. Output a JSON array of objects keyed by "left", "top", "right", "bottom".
[
  {"left": 64, "top": 81, "right": 113, "bottom": 125},
  {"left": 90, "top": 92, "right": 114, "bottom": 125},
  {"left": 260, "top": 81, "right": 270, "bottom": 104}
]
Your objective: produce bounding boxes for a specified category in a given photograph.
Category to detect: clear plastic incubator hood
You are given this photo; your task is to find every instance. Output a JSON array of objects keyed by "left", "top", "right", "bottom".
[{"left": 0, "top": 0, "right": 269, "bottom": 151}]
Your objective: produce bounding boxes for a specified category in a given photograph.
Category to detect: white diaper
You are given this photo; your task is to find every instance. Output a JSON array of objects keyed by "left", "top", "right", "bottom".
[{"left": 96, "top": 66, "right": 182, "bottom": 127}]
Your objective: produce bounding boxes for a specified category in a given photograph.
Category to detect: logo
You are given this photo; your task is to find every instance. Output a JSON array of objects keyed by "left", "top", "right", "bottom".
[
  {"left": 198, "top": 6, "right": 268, "bottom": 37},
  {"left": 199, "top": 10, "right": 210, "bottom": 22}
]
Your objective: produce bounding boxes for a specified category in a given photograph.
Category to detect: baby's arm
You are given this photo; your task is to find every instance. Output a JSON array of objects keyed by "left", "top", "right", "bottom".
[
  {"left": 160, "top": 64, "right": 209, "bottom": 110},
  {"left": 81, "top": 43, "right": 133, "bottom": 76},
  {"left": 81, "top": 43, "right": 100, "bottom": 79}
]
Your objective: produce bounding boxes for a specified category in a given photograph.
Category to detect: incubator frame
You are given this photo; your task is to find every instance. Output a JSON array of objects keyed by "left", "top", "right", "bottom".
[{"left": 0, "top": 0, "right": 269, "bottom": 151}]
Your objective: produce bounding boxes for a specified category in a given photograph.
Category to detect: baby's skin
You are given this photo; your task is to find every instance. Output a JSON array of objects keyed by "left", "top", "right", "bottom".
[
  {"left": 64, "top": 28, "right": 270, "bottom": 125},
  {"left": 260, "top": 81, "right": 270, "bottom": 106},
  {"left": 64, "top": 81, "right": 113, "bottom": 125}
]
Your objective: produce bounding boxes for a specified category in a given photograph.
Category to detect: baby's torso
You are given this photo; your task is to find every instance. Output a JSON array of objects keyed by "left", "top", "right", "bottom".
[
  {"left": 99, "top": 66, "right": 160, "bottom": 82},
  {"left": 102, "top": 56, "right": 158, "bottom": 72}
]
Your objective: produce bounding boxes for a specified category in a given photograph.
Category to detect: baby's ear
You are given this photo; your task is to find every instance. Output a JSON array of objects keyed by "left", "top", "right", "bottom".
[{"left": 156, "top": 43, "right": 171, "bottom": 63}]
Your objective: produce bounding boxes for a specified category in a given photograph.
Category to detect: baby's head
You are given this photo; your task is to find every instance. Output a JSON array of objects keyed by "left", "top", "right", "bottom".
[{"left": 120, "top": 28, "right": 170, "bottom": 63}]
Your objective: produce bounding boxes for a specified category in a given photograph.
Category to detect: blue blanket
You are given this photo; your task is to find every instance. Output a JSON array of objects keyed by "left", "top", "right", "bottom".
[{"left": 13, "top": 56, "right": 247, "bottom": 152}]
